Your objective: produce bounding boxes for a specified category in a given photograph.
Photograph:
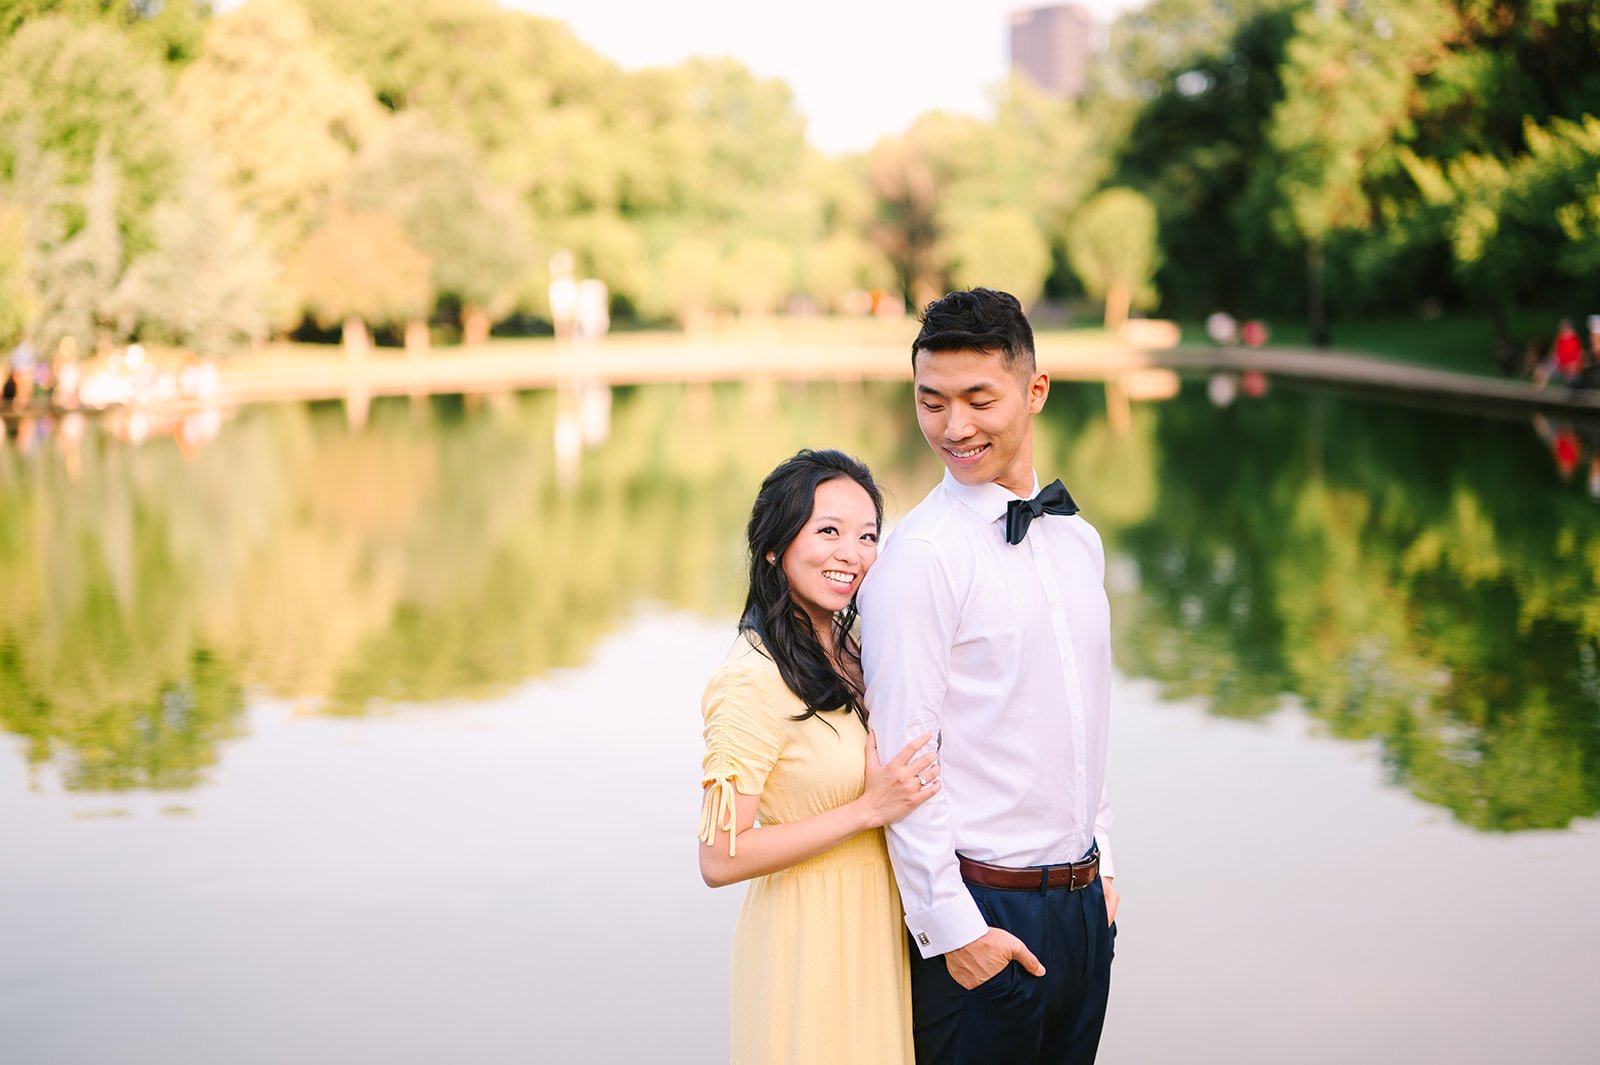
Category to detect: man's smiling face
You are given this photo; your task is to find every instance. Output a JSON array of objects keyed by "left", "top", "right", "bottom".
[{"left": 912, "top": 346, "right": 1048, "bottom": 498}]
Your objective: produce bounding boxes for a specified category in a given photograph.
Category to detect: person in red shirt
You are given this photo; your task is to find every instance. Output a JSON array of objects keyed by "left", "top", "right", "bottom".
[{"left": 1549, "top": 319, "right": 1583, "bottom": 384}]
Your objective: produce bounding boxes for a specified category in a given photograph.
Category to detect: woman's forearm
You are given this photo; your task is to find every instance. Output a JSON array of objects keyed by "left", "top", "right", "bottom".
[{"left": 699, "top": 797, "right": 872, "bottom": 888}]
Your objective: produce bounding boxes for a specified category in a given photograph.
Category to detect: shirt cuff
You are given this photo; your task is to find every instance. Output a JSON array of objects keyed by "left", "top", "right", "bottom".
[
  {"left": 904, "top": 892, "right": 988, "bottom": 959},
  {"left": 1097, "top": 838, "right": 1115, "bottom": 881}
]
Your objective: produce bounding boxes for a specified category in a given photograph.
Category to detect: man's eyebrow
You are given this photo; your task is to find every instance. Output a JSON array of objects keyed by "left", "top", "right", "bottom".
[{"left": 916, "top": 382, "right": 1001, "bottom": 396}]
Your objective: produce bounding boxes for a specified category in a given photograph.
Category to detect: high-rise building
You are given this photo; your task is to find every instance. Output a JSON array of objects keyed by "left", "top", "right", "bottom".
[{"left": 1009, "top": 4, "right": 1093, "bottom": 99}]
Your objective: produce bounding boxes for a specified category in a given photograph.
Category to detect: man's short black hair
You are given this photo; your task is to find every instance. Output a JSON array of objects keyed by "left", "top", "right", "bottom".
[{"left": 910, "top": 288, "right": 1036, "bottom": 375}]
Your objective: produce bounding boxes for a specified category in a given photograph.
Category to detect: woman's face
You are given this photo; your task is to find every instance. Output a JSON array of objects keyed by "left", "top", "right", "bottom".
[{"left": 777, "top": 478, "right": 879, "bottom": 634}]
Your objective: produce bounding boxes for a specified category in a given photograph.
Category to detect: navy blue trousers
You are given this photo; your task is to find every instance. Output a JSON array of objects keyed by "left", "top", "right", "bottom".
[{"left": 909, "top": 874, "right": 1114, "bottom": 1065}]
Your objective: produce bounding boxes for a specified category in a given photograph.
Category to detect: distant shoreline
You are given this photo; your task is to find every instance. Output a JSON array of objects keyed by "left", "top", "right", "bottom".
[
  {"left": 7, "top": 330, "right": 1599, "bottom": 420},
  {"left": 212, "top": 335, "right": 1600, "bottom": 414}
]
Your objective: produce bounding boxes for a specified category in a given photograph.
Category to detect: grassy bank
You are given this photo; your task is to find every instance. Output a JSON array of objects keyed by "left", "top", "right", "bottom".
[{"left": 1177, "top": 312, "right": 1561, "bottom": 377}]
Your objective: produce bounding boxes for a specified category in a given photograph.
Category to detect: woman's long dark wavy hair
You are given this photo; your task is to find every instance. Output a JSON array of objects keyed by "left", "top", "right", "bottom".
[{"left": 740, "top": 449, "right": 883, "bottom": 726}]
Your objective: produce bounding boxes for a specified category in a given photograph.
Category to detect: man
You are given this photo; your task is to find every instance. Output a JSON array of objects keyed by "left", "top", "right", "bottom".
[{"left": 859, "top": 288, "right": 1118, "bottom": 1065}]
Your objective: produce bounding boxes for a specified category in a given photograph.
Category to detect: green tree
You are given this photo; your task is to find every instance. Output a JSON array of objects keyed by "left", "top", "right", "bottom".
[
  {"left": 301, "top": 0, "right": 823, "bottom": 330},
  {"left": 119, "top": 156, "right": 275, "bottom": 356},
  {"left": 798, "top": 152, "right": 894, "bottom": 311},
  {"left": 0, "top": 123, "right": 63, "bottom": 349},
  {"left": 1411, "top": 1, "right": 1600, "bottom": 158},
  {"left": 867, "top": 115, "right": 971, "bottom": 308},
  {"left": 868, "top": 82, "right": 1099, "bottom": 308},
  {"left": 169, "top": 0, "right": 384, "bottom": 256},
  {"left": 33, "top": 140, "right": 124, "bottom": 354},
  {"left": 0, "top": 0, "right": 212, "bottom": 67},
  {"left": 1092, "top": 0, "right": 1600, "bottom": 329},
  {"left": 0, "top": 200, "right": 26, "bottom": 347},
  {"left": 1106, "top": 3, "right": 1300, "bottom": 316},
  {"left": 660, "top": 57, "right": 811, "bottom": 235},
  {"left": 1065, "top": 188, "right": 1161, "bottom": 330},
  {"left": 661, "top": 237, "right": 720, "bottom": 332},
  {"left": 284, "top": 206, "right": 431, "bottom": 357},
  {"left": 300, "top": 0, "right": 620, "bottom": 218},
  {"left": 802, "top": 231, "right": 894, "bottom": 313},
  {"left": 338, "top": 113, "right": 530, "bottom": 343},
  {"left": 0, "top": 15, "right": 178, "bottom": 252},
  {"left": 617, "top": 59, "right": 817, "bottom": 321},
  {"left": 946, "top": 81, "right": 1102, "bottom": 253},
  {"left": 943, "top": 207, "right": 1051, "bottom": 309},
  {"left": 1405, "top": 114, "right": 1600, "bottom": 322},
  {"left": 1095, "top": 0, "right": 1291, "bottom": 102},
  {"left": 1265, "top": 0, "right": 1452, "bottom": 344},
  {"left": 722, "top": 239, "right": 793, "bottom": 319}
]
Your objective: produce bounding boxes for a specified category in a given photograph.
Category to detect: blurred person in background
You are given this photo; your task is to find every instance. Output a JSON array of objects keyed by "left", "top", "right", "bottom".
[
  {"left": 1540, "top": 318, "right": 1584, "bottom": 386},
  {"left": 3, "top": 344, "right": 34, "bottom": 410},
  {"left": 1576, "top": 316, "right": 1600, "bottom": 390},
  {"left": 698, "top": 448, "right": 938, "bottom": 1065},
  {"left": 861, "top": 289, "right": 1119, "bottom": 1065}
]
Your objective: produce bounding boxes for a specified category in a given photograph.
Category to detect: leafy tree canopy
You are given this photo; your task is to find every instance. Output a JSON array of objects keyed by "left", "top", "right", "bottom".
[
  {"left": 0, "top": 15, "right": 178, "bottom": 250},
  {"left": 339, "top": 112, "right": 529, "bottom": 316},
  {"left": 285, "top": 205, "right": 432, "bottom": 330},
  {"left": 169, "top": 0, "right": 384, "bottom": 255}
]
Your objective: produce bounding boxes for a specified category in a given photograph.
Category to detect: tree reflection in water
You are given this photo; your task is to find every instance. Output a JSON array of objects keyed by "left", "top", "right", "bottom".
[
  {"left": 0, "top": 379, "right": 1595, "bottom": 830},
  {"left": 1101, "top": 390, "right": 1600, "bottom": 831}
]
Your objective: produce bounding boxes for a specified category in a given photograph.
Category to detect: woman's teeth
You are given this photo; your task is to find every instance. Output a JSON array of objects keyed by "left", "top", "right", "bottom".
[{"left": 823, "top": 570, "right": 856, "bottom": 589}]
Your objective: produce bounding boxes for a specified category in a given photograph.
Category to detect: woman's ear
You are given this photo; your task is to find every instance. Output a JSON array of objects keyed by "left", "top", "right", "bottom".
[{"left": 765, "top": 552, "right": 776, "bottom": 564}]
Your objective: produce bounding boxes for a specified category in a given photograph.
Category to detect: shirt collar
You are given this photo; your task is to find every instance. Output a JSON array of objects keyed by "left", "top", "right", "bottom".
[{"left": 941, "top": 468, "right": 1041, "bottom": 525}]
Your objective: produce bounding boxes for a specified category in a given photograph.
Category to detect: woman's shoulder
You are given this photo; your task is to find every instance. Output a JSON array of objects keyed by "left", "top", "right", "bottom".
[
  {"left": 702, "top": 631, "right": 788, "bottom": 710},
  {"left": 719, "top": 628, "right": 778, "bottom": 675}
]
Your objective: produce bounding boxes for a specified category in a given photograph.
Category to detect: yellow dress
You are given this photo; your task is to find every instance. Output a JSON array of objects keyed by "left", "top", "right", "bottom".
[{"left": 698, "top": 632, "right": 914, "bottom": 1065}]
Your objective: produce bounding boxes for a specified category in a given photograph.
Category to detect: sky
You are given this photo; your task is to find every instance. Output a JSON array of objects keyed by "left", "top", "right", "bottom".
[{"left": 509, "top": 1, "right": 1139, "bottom": 154}]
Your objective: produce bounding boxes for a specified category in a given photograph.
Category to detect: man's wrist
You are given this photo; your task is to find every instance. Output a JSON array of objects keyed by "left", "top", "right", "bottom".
[
  {"left": 943, "top": 929, "right": 987, "bottom": 958},
  {"left": 906, "top": 893, "right": 988, "bottom": 958}
]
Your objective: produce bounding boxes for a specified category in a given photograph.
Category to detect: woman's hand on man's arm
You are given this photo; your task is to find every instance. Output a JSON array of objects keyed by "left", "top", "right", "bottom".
[{"left": 699, "top": 733, "right": 936, "bottom": 889}]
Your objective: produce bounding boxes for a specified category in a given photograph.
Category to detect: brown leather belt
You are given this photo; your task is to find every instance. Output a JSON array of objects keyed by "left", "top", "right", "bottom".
[{"left": 958, "top": 850, "right": 1099, "bottom": 892}]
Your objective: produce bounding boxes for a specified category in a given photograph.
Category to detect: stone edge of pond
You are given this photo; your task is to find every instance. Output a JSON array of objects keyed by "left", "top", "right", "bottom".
[{"left": 5, "top": 340, "right": 1596, "bottom": 419}]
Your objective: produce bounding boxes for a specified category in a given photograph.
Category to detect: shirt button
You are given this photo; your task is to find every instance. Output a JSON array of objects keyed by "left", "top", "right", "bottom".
[{"left": 1078, "top": 768, "right": 1086, "bottom": 777}]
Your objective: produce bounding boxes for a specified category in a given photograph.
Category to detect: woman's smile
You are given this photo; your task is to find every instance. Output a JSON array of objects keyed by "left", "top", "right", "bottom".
[{"left": 781, "top": 477, "right": 879, "bottom": 631}]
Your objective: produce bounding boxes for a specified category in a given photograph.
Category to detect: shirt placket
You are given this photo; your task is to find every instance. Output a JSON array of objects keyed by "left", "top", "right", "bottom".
[{"left": 1028, "top": 532, "right": 1089, "bottom": 850}]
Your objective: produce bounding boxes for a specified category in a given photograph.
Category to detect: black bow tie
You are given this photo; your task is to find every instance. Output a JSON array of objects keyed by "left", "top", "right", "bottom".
[{"left": 1004, "top": 480, "right": 1079, "bottom": 545}]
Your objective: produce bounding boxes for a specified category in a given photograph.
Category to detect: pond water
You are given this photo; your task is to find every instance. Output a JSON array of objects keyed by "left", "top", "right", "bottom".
[{"left": 2, "top": 378, "right": 1597, "bottom": 1064}]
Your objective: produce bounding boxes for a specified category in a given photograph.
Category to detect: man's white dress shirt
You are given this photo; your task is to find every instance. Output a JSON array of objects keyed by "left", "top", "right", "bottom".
[{"left": 858, "top": 470, "right": 1115, "bottom": 959}]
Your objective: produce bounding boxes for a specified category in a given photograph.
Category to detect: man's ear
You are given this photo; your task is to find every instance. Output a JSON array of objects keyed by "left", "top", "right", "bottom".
[{"left": 1028, "top": 371, "right": 1050, "bottom": 414}]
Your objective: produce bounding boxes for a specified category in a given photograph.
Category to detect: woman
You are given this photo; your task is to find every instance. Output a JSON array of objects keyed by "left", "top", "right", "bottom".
[{"left": 698, "top": 449, "right": 937, "bottom": 1065}]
